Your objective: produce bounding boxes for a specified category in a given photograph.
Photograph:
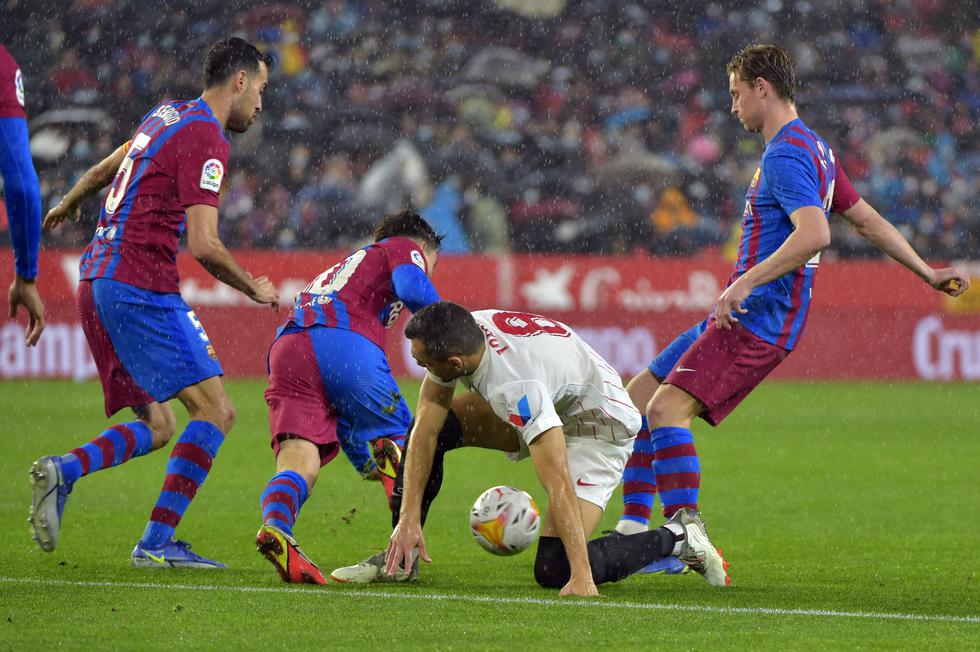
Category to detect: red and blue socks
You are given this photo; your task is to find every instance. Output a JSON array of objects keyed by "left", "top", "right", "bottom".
[
  {"left": 139, "top": 420, "right": 224, "bottom": 549},
  {"left": 617, "top": 417, "right": 657, "bottom": 533},
  {"left": 60, "top": 421, "right": 153, "bottom": 486},
  {"left": 260, "top": 470, "right": 309, "bottom": 536},
  {"left": 651, "top": 426, "right": 700, "bottom": 517}
]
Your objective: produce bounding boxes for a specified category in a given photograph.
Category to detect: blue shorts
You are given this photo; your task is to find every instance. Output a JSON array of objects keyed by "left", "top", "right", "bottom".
[
  {"left": 266, "top": 326, "right": 411, "bottom": 467},
  {"left": 648, "top": 320, "right": 708, "bottom": 381},
  {"left": 91, "top": 278, "right": 223, "bottom": 403}
]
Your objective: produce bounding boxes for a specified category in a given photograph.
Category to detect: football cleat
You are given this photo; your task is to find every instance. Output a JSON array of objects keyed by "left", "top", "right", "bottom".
[
  {"left": 372, "top": 438, "right": 403, "bottom": 505},
  {"left": 667, "top": 508, "right": 731, "bottom": 587},
  {"left": 131, "top": 539, "right": 226, "bottom": 569},
  {"left": 639, "top": 555, "right": 691, "bottom": 575},
  {"left": 330, "top": 549, "right": 418, "bottom": 584},
  {"left": 28, "top": 456, "right": 72, "bottom": 552},
  {"left": 256, "top": 524, "right": 327, "bottom": 585},
  {"left": 372, "top": 438, "right": 402, "bottom": 480}
]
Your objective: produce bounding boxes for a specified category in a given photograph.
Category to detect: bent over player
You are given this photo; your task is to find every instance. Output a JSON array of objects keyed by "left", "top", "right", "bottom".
[
  {"left": 335, "top": 302, "right": 729, "bottom": 596},
  {"left": 30, "top": 37, "right": 277, "bottom": 568},
  {"left": 255, "top": 210, "right": 442, "bottom": 584},
  {"left": 612, "top": 44, "right": 970, "bottom": 550}
]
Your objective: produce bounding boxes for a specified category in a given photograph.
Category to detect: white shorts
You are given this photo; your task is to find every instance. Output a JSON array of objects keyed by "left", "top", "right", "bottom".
[{"left": 508, "top": 432, "right": 634, "bottom": 511}]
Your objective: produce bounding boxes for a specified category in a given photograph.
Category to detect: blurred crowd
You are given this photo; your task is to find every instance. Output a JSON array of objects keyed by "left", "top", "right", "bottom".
[{"left": 1, "top": 0, "right": 978, "bottom": 258}]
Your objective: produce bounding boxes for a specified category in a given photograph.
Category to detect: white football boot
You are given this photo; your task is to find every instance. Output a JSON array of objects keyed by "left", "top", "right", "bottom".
[{"left": 667, "top": 507, "right": 731, "bottom": 587}]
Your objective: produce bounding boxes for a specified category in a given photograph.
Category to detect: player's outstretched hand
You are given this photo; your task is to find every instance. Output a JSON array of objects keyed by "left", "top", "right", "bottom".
[
  {"left": 559, "top": 574, "right": 601, "bottom": 598},
  {"left": 248, "top": 275, "right": 280, "bottom": 311},
  {"left": 714, "top": 278, "right": 751, "bottom": 329},
  {"left": 42, "top": 201, "right": 81, "bottom": 231},
  {"left": 8, "top": 277, "right": 45, "bottom": 346},
  {"left": 385, "top": 519, "right": 431, "bottom": 579},
  {"left": 929, "top": 267, "right": 971, "bottom": 297}
]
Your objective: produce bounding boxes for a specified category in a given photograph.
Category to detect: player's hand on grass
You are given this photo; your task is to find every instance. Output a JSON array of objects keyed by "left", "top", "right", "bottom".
[
  {"left": 385, "top": 518, "right": 430, "bottom": 578},
  {"left": 559, "top": 574, "right": 601, "bottom": 598},
  {"left": 8, "top": 276, "right": 45, "bottom": 346},
  {"left": 714, "top": 277, "right": 750, "bottom": 329},
  {"left": 928, "top": 267, "right": 970, "bottom": 297},
  {"left": 248, "top": 275, "right": 280, "bottom": 311},
  {"left": 42, "top": 201, "right": 81, "bottom": 231}
]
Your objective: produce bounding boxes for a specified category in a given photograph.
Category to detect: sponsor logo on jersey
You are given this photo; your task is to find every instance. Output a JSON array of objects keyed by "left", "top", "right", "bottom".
[
  {"left": 14, "top": 68, "right": 24, "bottom": 107},
  {"left": 508, "top": 394, "right": 534, "bottom": 427},
  {"left": 200, "top": 159, "right": 224, "bottom": 192},
  {"left": 411, "top": 249, "right": 426, "bottom": 271}
]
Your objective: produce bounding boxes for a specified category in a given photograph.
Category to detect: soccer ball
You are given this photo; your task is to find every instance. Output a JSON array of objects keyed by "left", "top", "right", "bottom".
[{"left": 469, "top": 486, "right": 540, "bottom": 555}]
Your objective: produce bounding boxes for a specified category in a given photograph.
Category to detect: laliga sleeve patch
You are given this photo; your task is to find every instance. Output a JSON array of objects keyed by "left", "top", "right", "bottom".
[
  {"left": 199, "top": 158, "right": 224, "bottom": 192},
  {"left": 15, "top": 68, "right": 24, "bottom": 107},
  {"left": 411, "top": 249, "right": 427, "bottom": 271}
]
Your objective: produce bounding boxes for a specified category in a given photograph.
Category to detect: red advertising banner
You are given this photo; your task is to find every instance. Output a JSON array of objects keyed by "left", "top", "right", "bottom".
[{"left": 2, "top": 249, "right": 978, "bottom": 382}]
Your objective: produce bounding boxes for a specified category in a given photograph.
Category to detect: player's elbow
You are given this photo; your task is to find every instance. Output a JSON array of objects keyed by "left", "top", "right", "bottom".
[{"left": 188, "top": 236, "right": 222, "bottom": 262}]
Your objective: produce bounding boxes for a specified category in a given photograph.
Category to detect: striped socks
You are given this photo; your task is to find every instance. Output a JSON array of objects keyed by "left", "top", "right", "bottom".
[
  {"left": 651, "top": 426, "right": 701, "bottom": 517},
  {"left": 139, "top": 420, "right": 224, "bottom": 549},
  {"left": 617, "top": 417, "right": 657, "bottom": 533},
  {"left": 60, "top": 421, "right": 154, "bottom": 485},
  {"left": 260, "top": 471, "right": 309, "bottom": 536}
]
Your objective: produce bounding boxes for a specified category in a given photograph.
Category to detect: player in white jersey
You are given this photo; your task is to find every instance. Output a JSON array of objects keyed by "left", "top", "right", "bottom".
[{"left": 332, "top": 301, "right": 729, "bottom": 595}]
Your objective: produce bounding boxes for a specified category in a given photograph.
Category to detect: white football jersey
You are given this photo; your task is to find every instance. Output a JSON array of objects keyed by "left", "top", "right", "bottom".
[{"left": 427, "top": 310, "right": 641, "bottom": 447}]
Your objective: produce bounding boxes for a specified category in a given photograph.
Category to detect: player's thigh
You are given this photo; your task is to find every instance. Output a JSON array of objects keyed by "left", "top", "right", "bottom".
[
  {"left": 264, "top": 330, "right": 341, "bottom": 468},
  {"left": 625, "top": 369, "right": 660, "bottom": 413},
  {"left": 659, "top": 323, "right": 787, "bottom": 426},
  {"left": 451, "top": 392, "right": 521, "bottom": 453},
  {"left": 91, "top": 279, "right": 224, "bottom": 406},
  {"left": 645, "top": 320, "right": 707, "bottom": 393},
  {"left": 647, "top": 383, "right": 704, "bottom": 427},
  {"left": 309, "top": 327, "right": 412, "bottom": 443},
  {"left": 176, "top": 375, "right": 235, "bottom": 429},
  {"left": 539, "top": 498, "right": 604, "bottom": 539}
]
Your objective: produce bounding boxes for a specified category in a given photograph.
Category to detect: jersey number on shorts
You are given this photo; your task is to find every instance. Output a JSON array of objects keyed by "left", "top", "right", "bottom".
[
  {"left": 105, "top": 133, "right": 151, "bottom": 214},
  {"left": 492, "top": 311, "right": 571, "bottom": 338}
]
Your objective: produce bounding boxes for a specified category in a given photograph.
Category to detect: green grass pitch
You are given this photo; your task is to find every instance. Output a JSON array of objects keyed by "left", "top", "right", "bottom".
[{"left": 0, "top": 379, "right": 978, "bottom": 650}]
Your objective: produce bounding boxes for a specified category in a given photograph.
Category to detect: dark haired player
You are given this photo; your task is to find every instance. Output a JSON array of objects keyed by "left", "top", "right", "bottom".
[
  {"left": 31, "top": 37, "right": 277, "bottom": 568},
  {"left": 1, "top": 44, "right": 44, "bottom": 346},
  {"left": 339, "top": 301, "right": 728, "bottom": 596},
  {"left": 612, "top": 44, "right": 970, "bottom": 561},
  {"left": 255, "top": 210, "right": 442, "bottom": 584}
]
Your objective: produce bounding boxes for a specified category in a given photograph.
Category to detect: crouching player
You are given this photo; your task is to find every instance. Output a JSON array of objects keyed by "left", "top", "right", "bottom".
[
  {"left": 255, "top": 211, "right": 442, "bottom": 584},
  {"left": 335, "top": 302, "right": 730, "bottom": 596}
]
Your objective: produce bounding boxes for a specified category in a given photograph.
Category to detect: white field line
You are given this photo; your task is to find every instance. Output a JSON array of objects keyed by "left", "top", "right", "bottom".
[{"left": 1, "top": 576, "right": 977, "bottom": 625}]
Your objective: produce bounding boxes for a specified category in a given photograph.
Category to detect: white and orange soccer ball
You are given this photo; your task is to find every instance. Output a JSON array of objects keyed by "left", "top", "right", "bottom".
[{"left": 469, "top": 486, "right": 540, "bottom": 555}]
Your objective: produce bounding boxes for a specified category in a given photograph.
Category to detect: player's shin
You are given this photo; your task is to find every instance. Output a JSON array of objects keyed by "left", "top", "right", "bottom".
[
  {"left": 534, "top": 529, "right": 681, "bottom": 588},
  {"left": 260, "top": 470, "right": 309, "bottom": 536},
  {"left": 389, "top": 410, "right": 464, "bottom": 528},
  {"left": 617, "top": 416, "right": 657, "bottom": 534},
  {"left": 651, "top": 426, "right": 700, "bottom": 517},
  {"left": 60, "top": 421, "right": 154, "bottom": 485},
  {"left": 139, "top": 420, "right": 224, "bottom": 548}
]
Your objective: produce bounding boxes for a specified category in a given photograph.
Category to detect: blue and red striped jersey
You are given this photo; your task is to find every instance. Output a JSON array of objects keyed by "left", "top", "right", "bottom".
[
  {"left": 729, "top": 118, "right": 837, "bottom": 350},
  {"left": 280, "top": 237, "right": 438, "bottom": 349},
  {"left": 79, "top": 99, "right": 230, "bottom": 293}
]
